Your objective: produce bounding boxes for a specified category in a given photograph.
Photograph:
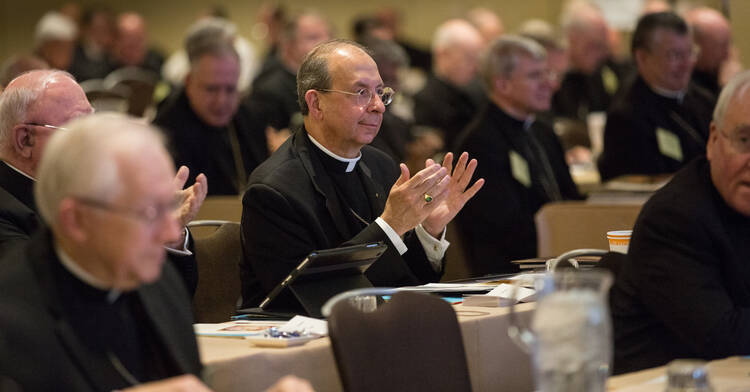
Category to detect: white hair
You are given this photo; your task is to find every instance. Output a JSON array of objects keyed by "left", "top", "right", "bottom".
[
  {"left": 35, "top": 113, "right": 167, "bottom": 227},
  {"left": 713, "top": 70, "right": 750, "bottom": 130},
  {"left": 431, "top": 19, "right": 483, "bottom": 53},
  {"left": 0, "top": 69, "right": 72, "bottom": 157},
  {"left": 560, "top": 1, "right": 604, "bottom": 34},
  {"left": 34, "top": 11, "right": 77, "bottom": 46}
]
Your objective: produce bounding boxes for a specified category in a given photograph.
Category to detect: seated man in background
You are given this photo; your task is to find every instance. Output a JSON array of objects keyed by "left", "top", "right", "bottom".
[
  {"left": 598, "top": 12, "right": 715, "bottom": 181},
  {"left": 240, "top": 40, "right": 484, "bottom": 307},
  {"left": 245, "top": 11, "right": 331, "bottom": 132},
  {"left": 154, "top": 32, "right": 266, "bottom": 196},
  {"left": 413, "top": 19, "right": 485, "bottom": 149},
  {"left": 0, "top": 70, "right": 205, "bottom": 295},
  {"left": 455, "top": 36, "right": 581, "bottom": 275},
  {"left": 108, "top": 12, "right": 164, "bottom": 75},
  {"left": 610, "top": 70, "right": 750, "bottom": 374},
  {"left": 0, "top": 113, "right": 312, "bottom": 392},
  {"left": 685, "top": 6, "right": 732, "bottom": 98}
]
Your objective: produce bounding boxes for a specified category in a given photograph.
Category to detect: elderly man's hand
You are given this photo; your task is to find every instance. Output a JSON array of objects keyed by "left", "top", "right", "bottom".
[
  {"left": 264, "top": 375, "right": 315, "bottom": 392},
  {"left": 421, "top": 152, "right": 484, "bottom": 238},
  {"left": 380, "top": 163, "right": 451, "bottom": 236},
  {"left": 121, "top": 374, "right": 212, "bottom": 391},
  {"left": 173, "top": 165, "right": 208, "bottom": 227}
]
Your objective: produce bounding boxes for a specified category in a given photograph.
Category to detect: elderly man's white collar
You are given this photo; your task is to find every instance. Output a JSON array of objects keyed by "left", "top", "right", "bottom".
[
  {"left": 55, "top": 244, "right": 121, "bottom": 303},
  {"left": 648, "top": 83, "right": 686, "bottom": 102},
  {"left": 307, "top": 134, "right": 362, "bottom": 173},
  {"left": 3, "top": 161, "right": 35, "bottom": 181}
]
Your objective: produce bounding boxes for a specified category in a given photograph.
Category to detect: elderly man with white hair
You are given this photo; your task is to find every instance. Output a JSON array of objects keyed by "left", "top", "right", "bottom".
[
  {"left": 0, "top": 113, "right": 313, "bottom": 392},
  {"left": 610, "top": 70, "right": 750, "bottom": 375},
  {"left": 413, "top": 19, "right": 485, "bottom": 149},
  {"left": 0, "top": 70, "right": 206, "bottom": 296}
]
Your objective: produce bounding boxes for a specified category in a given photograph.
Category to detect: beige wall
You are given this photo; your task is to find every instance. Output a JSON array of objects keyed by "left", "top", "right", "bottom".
[
  {"left": 1, "top": 0, "right": 561, "bottom": 63},
  {"left": 2, "top": 0, "right": 746, "bottom": 71}
]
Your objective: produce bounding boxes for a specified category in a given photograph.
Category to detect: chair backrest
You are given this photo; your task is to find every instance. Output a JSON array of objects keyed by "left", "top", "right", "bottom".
[
  {"left": 328, "top": 291, "right": 473, "bottom": 392},
  {"left": 104, "top": 67, "right": 159, "bottom": 116},
  {"left": 80, "top": 78, "right": 131, "bottom": 113},
  {"left": 192, "top": 196, "right": 243, "bottom": 239},
  {"left": 191, "top": 222, "right": 242, "bottom": 323},
  {"left": 535, "top": 201, "right": 642, "bottom": 257}
]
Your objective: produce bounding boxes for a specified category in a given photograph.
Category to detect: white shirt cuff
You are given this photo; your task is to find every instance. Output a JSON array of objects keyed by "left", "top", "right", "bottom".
[
  {"left": 374, "top": 217, "right": 408, "bottom": 255},
  {"left": 165, "top": 227, "right": 193, "bottom": 256},
  {"left": 415, "top": 224, "right": 449, "bottom": 272}
]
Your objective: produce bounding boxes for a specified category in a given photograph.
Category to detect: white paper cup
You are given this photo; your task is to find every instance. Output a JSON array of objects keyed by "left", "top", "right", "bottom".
[{"left": 607, "top": 230, "right": 632, "bottom": 254}]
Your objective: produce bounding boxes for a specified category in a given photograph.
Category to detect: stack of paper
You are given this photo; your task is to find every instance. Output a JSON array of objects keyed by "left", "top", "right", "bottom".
[{"left": 462, "top": 283, "right": 537, "bottom": 307}]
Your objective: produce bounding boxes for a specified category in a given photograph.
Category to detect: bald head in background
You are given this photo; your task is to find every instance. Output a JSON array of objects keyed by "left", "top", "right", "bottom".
[
  {"left": 685, "top": 7, "right": 732, "bottom": 96},
  {"left": 561, "top": 2, "right": 609, "bottom": 75}
]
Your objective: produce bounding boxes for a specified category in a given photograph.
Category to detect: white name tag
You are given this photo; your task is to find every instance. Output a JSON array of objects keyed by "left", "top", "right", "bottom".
[
  {"left": 509, "top": 150, "right": 531, "bottom": 188},
  {"left": 656, "top": 127, "right": 683, "bottom": 162}
]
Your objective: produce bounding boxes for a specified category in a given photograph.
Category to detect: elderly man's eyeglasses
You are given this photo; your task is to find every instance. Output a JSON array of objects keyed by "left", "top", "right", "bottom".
[
  {"left": 75, "top": 197, "right": 179, "bottom": 225},
  {"left": 318, "top": 86, "right": 395, "bottom": 107},
  {"left": 719, "top": 130, "right": 750, "bottom": 154},
  {"left": 23, "top": 123, "right": 69, "bottom": 131}
]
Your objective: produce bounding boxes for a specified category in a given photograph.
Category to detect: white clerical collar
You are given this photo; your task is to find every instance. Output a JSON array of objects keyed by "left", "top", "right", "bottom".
[
  {"left": 523, "top": 115, "right": 536, "bottom": 131},
  {"left": 55, "top": 244, "right": 121, "bottom": 303},
  {"left": 648, "top": 83, "right": 686, "bottom": 102},
  {"left": 307, "top": 134, "right": 362, "bottom": 173},
  {"left": 3, "top": 161, "right": 35, "bottom": 181}
]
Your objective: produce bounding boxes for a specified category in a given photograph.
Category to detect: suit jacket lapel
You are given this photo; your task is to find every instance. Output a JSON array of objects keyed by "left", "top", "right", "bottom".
[
  {"left": 293, "top": 129, "right": 353, "bottom": 239},
  {"left": 357, "top": 159, "right": 387, "bottom": 216},
  {"left": 29, "top": 230, "right": 124, "bottom": 390}
]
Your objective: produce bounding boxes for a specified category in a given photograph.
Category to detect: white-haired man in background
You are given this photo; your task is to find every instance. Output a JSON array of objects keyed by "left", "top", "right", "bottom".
[{"left": 413, "top": 19, "right": 485, "bottom": 149}]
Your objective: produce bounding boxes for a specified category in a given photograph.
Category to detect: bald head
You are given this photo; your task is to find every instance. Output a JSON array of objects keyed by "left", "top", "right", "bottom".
[
  {"left": 686, "top": 7, "right": 731, "bottom": 73},
  {"left": 466, "top": 8, "right": 504, "bottom": 45},
  {"left": 0, "top": 70, "right": 92, "bottom": 175},
  {"left": 432, "top": 19, "right": 484, "bottom": 86},
  {"left": 562, "top": 3, "right": 610, "bottom": 74},
  {"left": 113, "top": 12, "right": 148, "bottom": 66}
]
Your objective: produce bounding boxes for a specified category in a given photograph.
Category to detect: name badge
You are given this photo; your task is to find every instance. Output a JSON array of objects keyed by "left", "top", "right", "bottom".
[
  {"left": 509, "top": 150, "right": 531, "bottom": 188},
  {"left": 656, "top": 127, "right": 683, "bottom": 162}
]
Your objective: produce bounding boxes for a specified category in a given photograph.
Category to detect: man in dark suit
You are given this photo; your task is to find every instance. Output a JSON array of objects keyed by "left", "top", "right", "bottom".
[
  {"left": 610, "top": 70, "right": 750, "bottom": 374},
  {"left": 245, "top": 11, "right": 331, "bottom": 132},
  {"left": 0, "top": 113, "right": 205, "bottom": 391},
  {"left": 598, "top": 12, "right": 716, "bottom": 181},
  {"left": 552, "top": 3, "right": 623, "bottom": 122},
  {"left": 413, "top": 19, "right": 485, "bottom": 149},
  {"left": 154, "top": 34, "right": 266, "bottom": 196},
  {"left": 685, "top": 7, "right": 732, "bottom": 98},
  {"left": 455, "top": 36, "right": 581, "bottom": 275},
  {"left": 240, "top": 40, "right": 484, "bottom": 307},
  {"left": 0, "top": 113, "right": 313, "bottom": 392},
  {"left": 0, "top": 70, "right": 206, "bottom": 296}
]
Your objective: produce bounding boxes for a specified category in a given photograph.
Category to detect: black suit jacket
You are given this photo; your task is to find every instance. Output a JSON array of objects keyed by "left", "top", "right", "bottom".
[
  {"left": 240, "top": 128, "right": 443, "bottom": 307},
  {"left": 0, "top": 162, "right": 40, "bottom": 257},
  {"left": 0, "top": 161, "right": 198, "bottom": 296},
  {"left": 413, "top": 74, "right": 484, "bottom": 148},
  {"left": 598, "top": 76, "right": 715, "bottom": 180},
  {"left": 244, "top": 62, "right": 301, "bottom": 131},
  {"left": 154, "top": 90, "right": 268, "bottom": 196},
  {"left": 0, "top": 229, "right": 202, "bottom": 391},
  {"left": 610, "top": 157, "right": 750, "bottom": 374},
  {"left": 454, "top": 104, "right": 581, "bottom": 275}
]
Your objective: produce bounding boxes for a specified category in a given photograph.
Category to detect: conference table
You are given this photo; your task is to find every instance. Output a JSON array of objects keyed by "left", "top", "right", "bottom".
[
  {"left": 199, "top": 302, "right": 536, "bottom": 392},
  {"left": 199, "top": 301, "right": 750, "bottom": 392}
]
